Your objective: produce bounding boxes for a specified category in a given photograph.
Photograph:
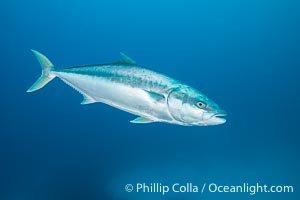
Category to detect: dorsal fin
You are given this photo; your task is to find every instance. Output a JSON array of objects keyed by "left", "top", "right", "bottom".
[{"left": 119, "top": 52, "right": 136, "bottom": 64}]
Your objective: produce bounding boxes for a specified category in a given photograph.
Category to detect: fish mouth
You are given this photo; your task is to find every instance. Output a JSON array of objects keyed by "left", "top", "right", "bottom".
[
  {"left": 206, "top": 111, "right": 227, "bottom": 125},
  {"left": 213, "top": 111, "right": 227, "bottom": 118}
]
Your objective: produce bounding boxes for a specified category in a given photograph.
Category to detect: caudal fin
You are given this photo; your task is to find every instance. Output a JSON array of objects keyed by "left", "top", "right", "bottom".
[{"left": 27, "top": 50, "right": 57, "bottom": 92}]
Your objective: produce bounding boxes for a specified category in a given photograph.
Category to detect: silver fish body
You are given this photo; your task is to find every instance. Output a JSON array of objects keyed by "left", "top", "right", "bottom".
[{"left": 27, "top": 50, "right": 227, "bottom": 126}]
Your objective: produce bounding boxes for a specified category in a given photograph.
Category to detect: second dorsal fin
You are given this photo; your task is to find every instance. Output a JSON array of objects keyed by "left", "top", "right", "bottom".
[{"left": 119, "top": 52, "right": 136, "bottom": 64}]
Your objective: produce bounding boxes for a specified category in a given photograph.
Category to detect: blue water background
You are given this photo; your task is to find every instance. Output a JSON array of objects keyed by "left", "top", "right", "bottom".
[{"left": 1, "top": 0, "right": 299, "bottom": 199}]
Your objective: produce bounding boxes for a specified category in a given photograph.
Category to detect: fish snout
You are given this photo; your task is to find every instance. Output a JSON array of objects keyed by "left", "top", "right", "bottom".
[{"left": 202, "top": 110, "right": 227, "bottom": 125}]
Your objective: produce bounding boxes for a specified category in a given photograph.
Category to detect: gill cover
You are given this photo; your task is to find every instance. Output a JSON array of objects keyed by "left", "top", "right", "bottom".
[{"left": 167, "top": 87, "right": 189, "bottom": 123}]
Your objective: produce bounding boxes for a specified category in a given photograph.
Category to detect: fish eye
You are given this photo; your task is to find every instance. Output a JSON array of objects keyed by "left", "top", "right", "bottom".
[{"left": 197, "top": 101, "right": 206, "bottom": 108}]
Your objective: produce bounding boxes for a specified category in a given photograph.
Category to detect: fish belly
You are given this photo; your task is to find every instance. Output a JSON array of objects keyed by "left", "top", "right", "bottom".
[{"left": 56, "top": 72, "right": 173, "bottom": 121}]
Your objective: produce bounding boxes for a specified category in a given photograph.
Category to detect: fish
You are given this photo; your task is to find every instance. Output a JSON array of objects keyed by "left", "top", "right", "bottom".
[{"left": 27, "top": 50, "right": 227, "bottom": 126}]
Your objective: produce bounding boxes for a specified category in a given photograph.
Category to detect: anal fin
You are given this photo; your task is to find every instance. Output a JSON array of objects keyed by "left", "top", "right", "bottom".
[{"left": 81, "top": 95, "right": 96, "bottom": 105}]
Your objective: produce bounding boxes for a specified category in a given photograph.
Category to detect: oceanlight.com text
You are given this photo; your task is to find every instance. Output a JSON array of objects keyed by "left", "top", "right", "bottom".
[{"left": 124, "top": 182, "right": 294, "bottom": 196}]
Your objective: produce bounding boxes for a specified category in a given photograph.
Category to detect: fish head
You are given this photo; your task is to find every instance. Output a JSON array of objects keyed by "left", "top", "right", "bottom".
[{"left": 167, "top": 86, "right": 227, "bottom": 126}]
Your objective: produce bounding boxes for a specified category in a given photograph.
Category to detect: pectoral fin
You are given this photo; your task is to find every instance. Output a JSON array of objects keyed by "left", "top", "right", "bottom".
[
  {"left": 130, "top": 117, "right": 155, "bottom": 124},
  {"left": 143, "top": 90, "right": 165, "bottom": 102}
]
